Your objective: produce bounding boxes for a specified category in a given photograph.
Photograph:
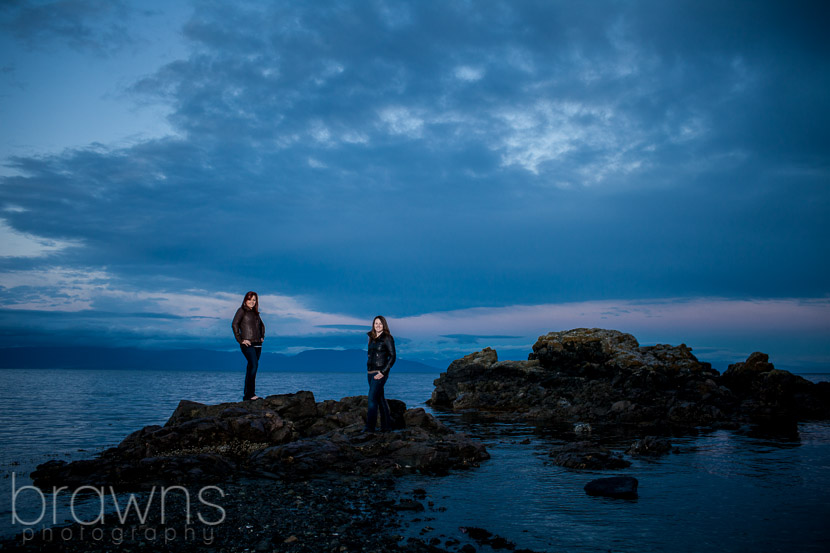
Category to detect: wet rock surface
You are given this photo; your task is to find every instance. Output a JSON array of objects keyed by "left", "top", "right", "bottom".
[
  {"left": 31, "top": 392, "right": 489, "bottom": 492},
  {"left": 429, "top": 328, "right": 830, "bottom": 430}
]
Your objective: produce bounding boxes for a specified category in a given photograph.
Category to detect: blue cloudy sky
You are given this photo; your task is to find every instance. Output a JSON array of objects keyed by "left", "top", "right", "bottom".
[{"left": 1, "top": 0, "right": 828, "bottom": 369}]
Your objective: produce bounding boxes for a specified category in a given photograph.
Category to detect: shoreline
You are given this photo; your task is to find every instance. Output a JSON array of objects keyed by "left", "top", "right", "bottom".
[
  {"left": 4, "top": 418, "right": 830, "bottom": 552},
  {"left": 1, "top": 472, "right": 540, "bottom": 553},
  {"left": 1, "top": 475, "right": 437, "bottom": 553}
]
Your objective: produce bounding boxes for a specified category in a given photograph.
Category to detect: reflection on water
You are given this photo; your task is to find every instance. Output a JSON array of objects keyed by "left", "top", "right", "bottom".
[{"left": 1, "top": 368, "right": 829, "bottom": 551}]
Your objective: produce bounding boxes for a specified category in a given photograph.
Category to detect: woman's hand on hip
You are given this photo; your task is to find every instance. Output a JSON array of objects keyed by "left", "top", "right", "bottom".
[
  {"left": 374, "top": 372, "right": 385, "bottom": 380},
  {"left": 242, "top": 339, "right": 251, "bottom": 346}
]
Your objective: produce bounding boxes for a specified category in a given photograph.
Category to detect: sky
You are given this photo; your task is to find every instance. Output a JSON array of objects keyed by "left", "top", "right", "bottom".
[{"left": 1, "top": 0, "right": 828, "bottom": 370}]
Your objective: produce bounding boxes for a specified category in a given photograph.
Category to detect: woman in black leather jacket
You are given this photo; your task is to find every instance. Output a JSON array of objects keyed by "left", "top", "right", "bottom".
[
  {"left": 232, "top": 291, "right": 265, "bottom": 401},
  {"left": 364, "top": 315, "right": 396, "bottom": 432}
]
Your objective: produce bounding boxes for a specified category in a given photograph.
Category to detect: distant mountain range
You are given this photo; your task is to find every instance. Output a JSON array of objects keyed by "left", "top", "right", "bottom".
[{"left": 0, "top": 347, "right": 443, "bottom": 372}]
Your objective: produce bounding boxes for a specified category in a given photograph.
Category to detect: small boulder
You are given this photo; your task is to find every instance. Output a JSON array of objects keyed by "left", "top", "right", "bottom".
[
  {"left": 584, "top": 476, "right": 638, "bottom": 499},
  {"left": 574, "top": 422, "right": 592, "bottom": 434}
]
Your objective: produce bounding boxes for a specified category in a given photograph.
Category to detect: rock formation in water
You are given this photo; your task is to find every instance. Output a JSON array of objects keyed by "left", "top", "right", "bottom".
[
  {"left": 31, "top": 392, "right": 489, "bottom": 491},
  {"left": 429, "top": 328, "right": 830, "bottom": 430}
]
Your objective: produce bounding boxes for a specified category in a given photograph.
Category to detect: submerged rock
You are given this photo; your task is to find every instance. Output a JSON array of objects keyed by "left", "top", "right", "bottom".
[
  {"left": 584, "top": 476, "right": 639, "bottom": 499},
  {"left": 626, "top": 436, "right": 673, "bottom": 457},
  {"left": 550, "top": 441, "right": 631, "bottom": 470},
  {"left": 429, "top": 328, "right": 830, "bottom": 429},
  {"left": 459, "top": 527, "right": 522, "bottom": 551},
  {"left": 31, "top": 392, "right": 489, "bottom": 491}
]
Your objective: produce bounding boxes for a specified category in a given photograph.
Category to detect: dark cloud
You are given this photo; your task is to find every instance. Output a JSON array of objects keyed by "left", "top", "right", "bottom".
[
  {"left": 0, "top": 0, "right": 136, "bottom": 55},
  {"left": 1, "top": 0, "right": 829, "bottom": 351}
]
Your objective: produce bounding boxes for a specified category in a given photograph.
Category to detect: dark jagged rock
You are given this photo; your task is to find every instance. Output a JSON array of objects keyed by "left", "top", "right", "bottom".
[
  {"left": 550, "top": 441, "right": 631, "bottom": 470},
  {"left": 626, "top": 436, "right": 673, "bottom": 456},
  {"left": 719, "top": 352, "right": 827, "bottom": 423},
  {"left": 429, "top": 348, "right": 499, "bottom": 407},
  {"left": 584, "top": 476, "right": 639, "bottom": 499},
  {"left": 251, "top": 407, "right": 489, "bottom": 478},
  {"left": 429, "top": 328, "right": 830, "bottom": 430},
  {"left": 31, "top": 392, "right": 489, "bottom": 491}
]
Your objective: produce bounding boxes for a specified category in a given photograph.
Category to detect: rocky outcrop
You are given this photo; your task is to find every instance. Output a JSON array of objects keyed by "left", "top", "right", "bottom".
[
  {"left": 429, "top": 328, "right": 830, "bottom": 429},
  {"left": 31, "top": 392, "right": 489, "bottom": 491},
  {"left": 720, "top": 352, "right": 830, "bottom": 423},
  {"left": 251, "top": 407, "right": 488, "bottom": 477}
]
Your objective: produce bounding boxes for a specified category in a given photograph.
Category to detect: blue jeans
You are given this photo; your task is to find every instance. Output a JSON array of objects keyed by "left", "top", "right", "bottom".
[
  {"left": 240, "top": 344, "right": 261, "bottom": 400},
  {"left": 366, "top": 372, "right": 390, "bottom": 431}
]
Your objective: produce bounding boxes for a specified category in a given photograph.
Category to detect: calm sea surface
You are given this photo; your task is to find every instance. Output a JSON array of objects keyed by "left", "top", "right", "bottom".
[{"left": 1, "top": 368, "right": 829, "bottom": 552}]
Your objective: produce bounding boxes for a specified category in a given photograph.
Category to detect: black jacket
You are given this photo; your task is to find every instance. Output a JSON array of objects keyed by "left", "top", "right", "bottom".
[
  {"left": 232, "top": 306, "right": 265, "bottom": 345},
  {"left": 367, "top": 333, "right": 396, "bottom": 376}
]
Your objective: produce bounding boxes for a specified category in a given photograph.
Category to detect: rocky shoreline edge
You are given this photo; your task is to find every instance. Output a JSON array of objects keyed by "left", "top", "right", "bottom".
[
  {"left": 28, "top": 392, "right": 489, "bottom": 491},
  {"left": 3, "top": 475, "right": 543, "bottom": 553},
  {"left": 2, "top": 393, "right": 501, "bottom": 553}
]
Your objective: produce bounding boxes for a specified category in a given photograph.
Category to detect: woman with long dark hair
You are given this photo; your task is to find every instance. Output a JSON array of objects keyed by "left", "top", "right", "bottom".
[
  {"left": 232, "top": 291, "right": 265, "bottom": 401},
  {"left": 364, "top": 315, "right": 396, "bottom": 432}
]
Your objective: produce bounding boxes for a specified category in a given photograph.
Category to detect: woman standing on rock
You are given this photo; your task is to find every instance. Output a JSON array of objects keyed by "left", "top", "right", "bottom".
[
  {"left": 232, "top": 291, "right": 265, "bottom": 401},
  {"left": 364, "top": 315, "right": 396, "bottom": 432}
]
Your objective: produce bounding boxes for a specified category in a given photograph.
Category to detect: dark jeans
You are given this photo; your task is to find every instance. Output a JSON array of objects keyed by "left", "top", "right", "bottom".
[
  {"left": 240, "top": 344, "right": 261, "bottom": 400},
  {"left": 366, "top": 372, "right": 391, "bottom": 431}
]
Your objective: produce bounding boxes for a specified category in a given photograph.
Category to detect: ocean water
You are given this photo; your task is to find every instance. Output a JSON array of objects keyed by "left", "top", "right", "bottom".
[
  {"left": 1, "top": 368, "right": 829, "bottom": 552},
  {"left": 397, "top": 415, "right": 830, "bottom": 553}
]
